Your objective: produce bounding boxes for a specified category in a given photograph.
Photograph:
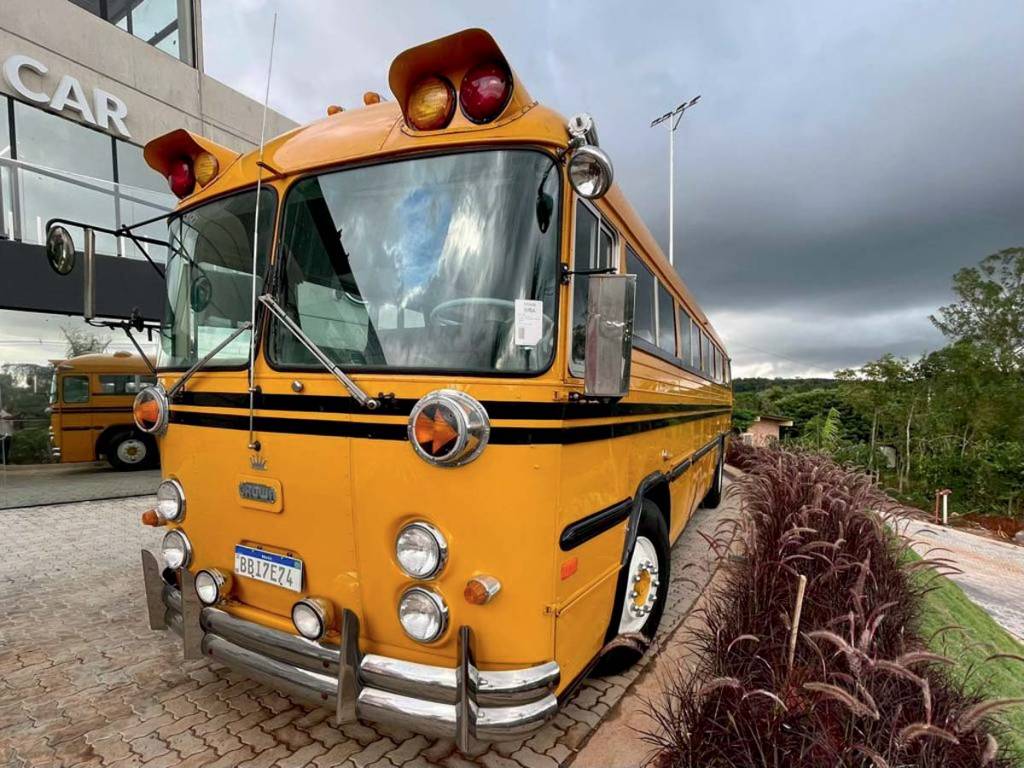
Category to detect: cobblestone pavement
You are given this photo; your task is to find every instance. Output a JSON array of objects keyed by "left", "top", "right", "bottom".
[
  {"left": 908, "top": 519, "right": 1024, "bottom": 640},
  {"left": 0, "top": 487, "right": 732, "bottom": 768},
  {"left": 0, "top": 464, "right": 160, "bottom": 510}
]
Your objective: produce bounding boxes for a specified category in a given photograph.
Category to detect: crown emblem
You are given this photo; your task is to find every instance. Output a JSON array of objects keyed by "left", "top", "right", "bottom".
[{"left": 249, "top": 454, "right": 267, "bottom": 471}]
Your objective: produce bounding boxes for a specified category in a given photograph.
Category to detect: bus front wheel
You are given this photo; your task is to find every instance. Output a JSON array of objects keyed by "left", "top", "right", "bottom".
[
  {"left": 106, "top": 430, "right": 156, "bottom": 471},
  {"left": 595, "top": 498, "right": 670, "bottom": 675}
]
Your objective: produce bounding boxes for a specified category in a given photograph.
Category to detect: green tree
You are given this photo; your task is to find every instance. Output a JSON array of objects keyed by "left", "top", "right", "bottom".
[{"left": 931, "top": 247, "right": 1024, "bottom": 371}]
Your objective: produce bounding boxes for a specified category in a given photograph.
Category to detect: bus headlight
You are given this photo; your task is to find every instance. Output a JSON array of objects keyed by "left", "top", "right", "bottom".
[
  {"left": 568, "top": 144, "right": 614, "bottom": 200},
  {"left": 395, "top": 522, "right": 447, "bottom": 580},
  {"left": 155, "top": 479, "right": 185, "bottom": 522},
  {"left": 195, "top": 569, "right": 231, "bottom": 606},
  {"left": 398, "top": 587, "right": 448, "bottom": 643},
  {"left": 161, "top": 529, "right": 192, "bottom": 570},
  {"left": 292, "top": 597, "right": 334, "bottom": 641},
  {"left": 133, "top": 386, "right": 168, "bottom": 435}
]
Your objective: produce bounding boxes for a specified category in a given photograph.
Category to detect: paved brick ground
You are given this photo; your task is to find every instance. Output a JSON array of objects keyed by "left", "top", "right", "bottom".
[
  {"left": 0, "top": 488, "right": 731, "bottom": 768},
  {"left": 0, "top": 464, "right": 160, "bottom": 510}
]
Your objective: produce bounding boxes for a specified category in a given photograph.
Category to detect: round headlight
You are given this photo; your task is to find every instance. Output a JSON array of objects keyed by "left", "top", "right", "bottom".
[
  {"left": 155, "top": 479, "right": 185, "bottom": 522},
  {"left": 398, "top": 587, "right": 448, "bottom": 644},
  {"left": 568, "top": 145, "right": 614, "bottom": 199},
  {"left": 161, "top": 529, "right": 192, "bottom": 570},
  {"left": 396, "top": 522, "right": 447, "bottom": 580},
  {"left": 195, "top": 569, "right": 231, "bottom": 606},
  {"left": 408, "top": 390, "right": 490, "bottom": 467},
  {"left": 292, "top": 597, "right": 334, "bottom": 641},
  {"left": 133, "top": 385, "right": 168, "bottom": 435}
]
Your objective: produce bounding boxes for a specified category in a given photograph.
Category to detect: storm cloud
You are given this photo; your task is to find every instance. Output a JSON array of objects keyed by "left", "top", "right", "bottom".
[{"left": 202, "top": 1, "right": 1024, "bottom": 376}]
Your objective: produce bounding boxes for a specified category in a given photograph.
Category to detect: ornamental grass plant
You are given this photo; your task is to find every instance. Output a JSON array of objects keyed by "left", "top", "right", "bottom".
[{"left": 646, "top": 443, "right": 1022, "bottom": 767}]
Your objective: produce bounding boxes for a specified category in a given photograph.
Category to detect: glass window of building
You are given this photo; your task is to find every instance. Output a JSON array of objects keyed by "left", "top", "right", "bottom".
[
  {"left": 14, "top": 102, "right": 118, "bottom": 254},
  {"left": 69, "top": 0, "right": 195, "bottom": 66},
  {"left": 115, "top": 140, "right": 174, "bottom": 261},
  {"left": 656, "top": 283, "right": 676, "bottom": 355},
  {"left": 626, "top": 247, "right": 655, "bottom": 345},
  {"left": 0, "top": 95, "right": 12, "bottom": 240}
]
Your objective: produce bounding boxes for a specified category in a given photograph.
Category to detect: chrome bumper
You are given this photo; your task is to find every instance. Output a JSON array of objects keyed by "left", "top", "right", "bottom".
[{"left": 143, "top": 551, "right": 559, "bottom": 749}]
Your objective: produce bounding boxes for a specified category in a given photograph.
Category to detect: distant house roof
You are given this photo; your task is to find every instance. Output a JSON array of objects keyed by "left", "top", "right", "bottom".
[{"left": 753, "top": 415, "right": 794, "bottom": 427}]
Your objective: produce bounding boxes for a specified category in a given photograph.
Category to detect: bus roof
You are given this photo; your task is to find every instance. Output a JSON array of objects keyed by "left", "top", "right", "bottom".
[{"left": 51, "top": 352, "right": 154, "bottom": 373}]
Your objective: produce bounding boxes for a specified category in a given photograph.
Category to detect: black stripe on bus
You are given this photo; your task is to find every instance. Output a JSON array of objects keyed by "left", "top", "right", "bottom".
[
  {"left": 49, "top": 407, "right": 132, "bottom": 415},
  {"left": 167, "top": 407, "right": 731, "bottom": 446},
  {"left": 559, "top": 434, "right": 723, "bottom": 550},
  {"left": 171, "top": 391, "right": 727, "bottom": 421}
]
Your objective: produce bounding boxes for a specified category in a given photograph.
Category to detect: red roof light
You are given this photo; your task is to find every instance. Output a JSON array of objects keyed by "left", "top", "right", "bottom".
[
  {"left": 168, "top": 158, "right": 195, "bottom": 198},
  {"left": 459, "top": 61, "right": 511, "bottom": 123}
]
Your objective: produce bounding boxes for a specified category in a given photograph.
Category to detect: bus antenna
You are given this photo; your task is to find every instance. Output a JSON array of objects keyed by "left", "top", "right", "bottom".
[{"left": 247, "top": 10, "right": 278, "bottom": 453}]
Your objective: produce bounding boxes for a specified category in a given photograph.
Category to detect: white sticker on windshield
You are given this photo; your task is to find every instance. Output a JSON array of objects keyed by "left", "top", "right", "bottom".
[{"left": 514, "top": 299, "right": 543, "bottom": 347}]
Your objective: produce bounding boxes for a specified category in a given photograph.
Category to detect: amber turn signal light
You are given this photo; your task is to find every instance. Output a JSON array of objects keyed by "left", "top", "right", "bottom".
[
  {"left": 406, "top": 75, "right": 456, "bottom": 131},
  {"left": 141, "top": 509, "right": 161, "bottom": 527},
  {"left": 464, "top": 575, "right": 501, "bottom": 605},
  {"left": 194, "top": 151, "right": 219, "bottom": 186}
]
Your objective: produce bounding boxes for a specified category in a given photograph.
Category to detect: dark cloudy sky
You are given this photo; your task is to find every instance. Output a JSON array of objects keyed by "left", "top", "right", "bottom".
[
  {"left": 5, "top": 2, "right": 1018, "bottom": 375},
  {"left": 198, "top": 0, "right": 1024, "bottom": 377}
]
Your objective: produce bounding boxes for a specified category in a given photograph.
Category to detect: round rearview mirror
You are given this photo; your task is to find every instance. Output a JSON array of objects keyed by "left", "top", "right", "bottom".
[
  {"left": 190, "top": 274, "right": 212, "bottom": 312},
  {"left": 568, "top": 145, "right": 614, "bottom": 199},
  {"left": 45, "top": 226, "right": 76, "bottom": 276}
]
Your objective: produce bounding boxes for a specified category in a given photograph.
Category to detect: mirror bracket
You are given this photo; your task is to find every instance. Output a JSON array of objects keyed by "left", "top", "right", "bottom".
[{"left": 560, "top": 263, "right": 616, "bottom": 286}]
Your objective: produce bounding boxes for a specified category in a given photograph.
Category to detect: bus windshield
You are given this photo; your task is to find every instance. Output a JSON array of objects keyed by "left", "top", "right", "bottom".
[
  {"left": 268, "top": 150, "right": 560, "bottom": 374},
  {"left": 159, "top": 188, "right": 276, "bottom": 369}
]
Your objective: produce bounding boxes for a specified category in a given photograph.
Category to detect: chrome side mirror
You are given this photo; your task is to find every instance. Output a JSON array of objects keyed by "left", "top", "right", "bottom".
[
  {"left": 45, "top": 225, "right": 75, "bottom": 275},
  {"left": 584, "top": 273, "right": 635, "bottom": 399},
  {"left": 45, "top": 223, "right": 96, "bottom": 320}
]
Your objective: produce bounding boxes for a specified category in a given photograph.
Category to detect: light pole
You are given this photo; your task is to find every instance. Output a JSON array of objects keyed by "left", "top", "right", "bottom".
[{"left": 651, "top": 95, "right": 700, "bottom": 267}]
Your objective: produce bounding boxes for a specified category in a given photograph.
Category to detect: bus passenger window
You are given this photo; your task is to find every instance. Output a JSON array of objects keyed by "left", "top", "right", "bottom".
[
  {"left": 701, "top": 332, "right": 711, "bottom": 376},
  {"left": 571, "top": 202, "right": 598, "bottom": 371},
  {"left": 626, "top": 247, "right": 655, "bottom": 344},
  {"left": 690, "top": 321, "right": 700, "bottom": 369},
  {"left": 62, "top": 376, "right": 90, "bottom": 403},
  {"left": 656, "top": 283, "right": 675, "bottom": 355},
  {"left": 678, "top": 307, "right": 692, "bottom": 364}
]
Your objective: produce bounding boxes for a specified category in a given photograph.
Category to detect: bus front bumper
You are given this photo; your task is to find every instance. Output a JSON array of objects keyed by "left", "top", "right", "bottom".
[{"left": 142, "top": 551, "right": 560, "bottom": 750}]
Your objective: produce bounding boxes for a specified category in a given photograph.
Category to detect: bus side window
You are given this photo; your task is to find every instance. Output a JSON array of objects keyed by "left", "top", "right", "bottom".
[
  {"left": 656, "top": 282, "right": 675, "bottom": 355},
  {"left": 689, "top": 320, "right": 700, "bottom": 370},
  {"left": 62, "top": 375, "right": 90, "bottom": 404},
  {"left": 570, "top": 201, "right": 599, "bottom": 371},
  {"left": 700, "top": 332, "right": 711, "bottom": 377},
  {"left": 678, "top": 306, "right": 693, "bottom": 365},
  {"left": 626, "top": 247, "right": 655, "bottom": 345}
]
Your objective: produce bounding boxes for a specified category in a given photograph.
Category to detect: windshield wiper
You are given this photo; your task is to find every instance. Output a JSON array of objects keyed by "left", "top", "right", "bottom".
[
  {"left": 167, "top": 321, "right": 253, "bottom": 399},
  {"left": 258, "top": 294, "right": 380, "bottom": 410}
]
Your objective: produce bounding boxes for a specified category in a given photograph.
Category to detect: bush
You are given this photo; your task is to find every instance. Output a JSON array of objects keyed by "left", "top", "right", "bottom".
[{"left": 647, "top": 447, "right": 1020, "bottom": 767}]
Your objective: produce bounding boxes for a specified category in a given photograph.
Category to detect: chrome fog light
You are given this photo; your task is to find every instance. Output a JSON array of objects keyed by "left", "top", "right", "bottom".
[
  {"left": 155, "top": 479, "right": 185, "bottom": 522},
  {"left": 194, "top": 569, "right": 231, "bottom": 606},
  {"left": 396, "top": 522, "right": 447, "bottom": 580},
  {"left": 292, "top": 597, "right": 334, "bottom": 641},
  {"left": 568, "top": 144, "right": 614, "bottom": 199},
  {"left": 161, "top": 529, "right": 192, "bottom": 570},
  {"left": 398, "top": 587, "right": 448, "bottom": 643}
]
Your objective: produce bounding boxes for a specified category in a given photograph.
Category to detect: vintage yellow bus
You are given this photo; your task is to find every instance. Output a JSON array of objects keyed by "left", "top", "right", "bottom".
[
  {"left": 47, "top": 352, "right": 158, "bottom": 470},
  {"left": 46, "top": 28, "right": 732, "bottom": 749}
]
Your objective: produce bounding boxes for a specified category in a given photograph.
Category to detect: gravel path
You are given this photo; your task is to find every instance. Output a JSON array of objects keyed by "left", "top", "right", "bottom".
[{"left": 907, "top": 520, "right": 1024, "bottom": 640}]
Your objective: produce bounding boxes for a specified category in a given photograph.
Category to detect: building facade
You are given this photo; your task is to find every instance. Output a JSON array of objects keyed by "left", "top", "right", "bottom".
[{"left": 0, "top": 0, "right": 295, "bottom": 320}]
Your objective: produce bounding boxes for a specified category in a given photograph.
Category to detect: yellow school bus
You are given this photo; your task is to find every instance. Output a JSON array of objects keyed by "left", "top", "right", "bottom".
[
  {"left": 47, "top": 352, "right": 158, "bottom": 470},
  {"left": 48, "top": 29, "right": 732, "bottom": 748}
]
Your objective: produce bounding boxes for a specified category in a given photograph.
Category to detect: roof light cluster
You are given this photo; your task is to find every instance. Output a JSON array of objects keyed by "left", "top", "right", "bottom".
[{"left": 405, "top": 61, "right": 512, "bottom": 131}]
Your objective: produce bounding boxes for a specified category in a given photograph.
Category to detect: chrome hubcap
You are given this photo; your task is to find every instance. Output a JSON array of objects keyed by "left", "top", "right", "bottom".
[
  {"left": 117, "top": 438, "right": 147, "bottom": 464},
  {"left": 618, "top": 535, "right": 660, "bottom": 633}
]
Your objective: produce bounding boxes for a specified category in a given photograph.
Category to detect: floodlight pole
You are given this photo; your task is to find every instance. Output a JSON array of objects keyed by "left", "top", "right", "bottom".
[{"left": 651, "top": 95, "right": 700, "bottom": 267}]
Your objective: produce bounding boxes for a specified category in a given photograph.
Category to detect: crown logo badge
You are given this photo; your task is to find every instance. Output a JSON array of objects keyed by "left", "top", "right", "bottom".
[{"left": 249, "top": 454, "right": 268, "bottom": 471}]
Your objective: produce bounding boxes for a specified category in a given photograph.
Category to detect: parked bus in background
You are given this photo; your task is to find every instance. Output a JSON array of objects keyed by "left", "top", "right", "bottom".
[
  {"left": 48, "top": 352, "right": 158, "bottom": 470},
  {"left": 44, "top": 28, "right": 732, "bottom": 750}
]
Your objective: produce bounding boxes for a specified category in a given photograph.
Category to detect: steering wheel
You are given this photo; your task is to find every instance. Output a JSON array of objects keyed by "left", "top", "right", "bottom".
[{"left": 428, "top": 298, "right": 553, "bottom": 337}]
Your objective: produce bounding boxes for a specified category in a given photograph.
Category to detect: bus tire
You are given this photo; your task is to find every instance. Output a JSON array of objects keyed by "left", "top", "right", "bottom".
[
  {"left": 595, "top": 498, "right": 670, "bottom": 676},
  {"left": 701, "top": 445, "right": 724, "bottom": 509},
  {"left": 106, "top": 430, "right": 156, "bottom": 471}
]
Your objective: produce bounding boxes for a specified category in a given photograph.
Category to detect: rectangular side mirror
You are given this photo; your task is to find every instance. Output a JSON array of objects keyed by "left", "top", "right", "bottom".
[{"left": 584, "top": 273, "right": 635, "bottom": 399}]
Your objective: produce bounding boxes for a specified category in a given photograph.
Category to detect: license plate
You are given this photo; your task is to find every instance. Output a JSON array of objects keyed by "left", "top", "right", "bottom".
[{"left": 234, "top": 545, "right": 303, "bottom": 592}]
